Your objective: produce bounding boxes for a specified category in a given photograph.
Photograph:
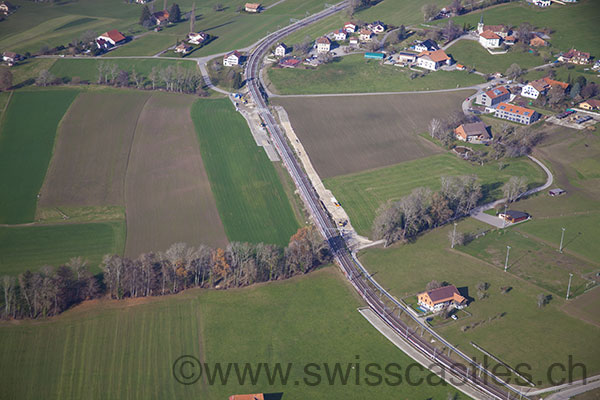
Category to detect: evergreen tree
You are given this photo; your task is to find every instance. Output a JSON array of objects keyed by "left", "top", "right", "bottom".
[
  {"left": 168, "top": 3, "right": 181, "bottom": 23},
  {"left": 140, "top": 5, "right": 152, "bottom": 26}
]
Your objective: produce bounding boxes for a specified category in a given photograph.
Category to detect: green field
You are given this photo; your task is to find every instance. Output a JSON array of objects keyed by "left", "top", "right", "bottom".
[
  {"left": 49, "top": 58, "right": 198, "bottom": 83},
  {"left": 359, "top": 219, "right": 600, "bottom": 386},
  {"left": 324, "top": 153, "right": 545, "bottom": 236},
  {"left": 0, "top": 89, "right": 79, "bottom": 224},
  {"left": 439, "top": 0, "right": 600, "bottom": 56},
  {"left": 268, "top": 54, "right": 485, "bottom": 94},
  {"left": 522, "top": 64, "right": 600, "bottom": 87},
  {"left": 445, "top": 40, "right": 546, "bottom": 75},
  {"left": 0, "top": 221, "right": 125, "bottom": 276},
  {"left": 107, "top": 32, "right": 180, "bottom": 57},
  {"left": 191, "top": 99, "right": 299, "bottom": 246},
  {"left": 0, "top": 267, "right": 464, "bottom": 399}
]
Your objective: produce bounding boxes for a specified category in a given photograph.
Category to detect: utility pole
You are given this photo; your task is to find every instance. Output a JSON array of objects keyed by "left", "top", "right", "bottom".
[
  {"left": 451, "top": 222, "right": 457, "bottom": 248},
  {"left": 566, "top": 273, "right": 573, "bottom": 300},
  {"left": 504, "top": 245, "right": 511, "bottom": 272},
  {"left": 502, "top": 202, "right": 508, "bottom": 228},
  {"left": 559, "top": 227, "right": 566, "bottom": 253}
]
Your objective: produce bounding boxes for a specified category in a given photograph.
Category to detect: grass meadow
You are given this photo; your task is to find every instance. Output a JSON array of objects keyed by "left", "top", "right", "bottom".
[
  {"left": 324, "top": 153, "right": 545, "bottom": 236},
  {"left": 268, "top": 54, "right": 485, "bottom": 95},
  {"left": 0, "top": 267, "right": 464, "bottom": 399},
  {"left": 191, "top": 99, "right": 300, "bottom": 247},
  {"left": 0, "top": 222, "right": 125, "bottom": 276},
  {"left": 0, "top": 89, "right": 79, "bottom": 224}
]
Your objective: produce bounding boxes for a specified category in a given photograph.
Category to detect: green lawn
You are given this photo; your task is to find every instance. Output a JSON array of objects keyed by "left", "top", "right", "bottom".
[
  {"left": 191, "top": 99, "right": 300, "bottom": 246},
  {"left": 324, "top": 153, "right": 545, "bottom": 237},
  {"left": 49, "top": 58, "right": 199, "bottom": 83},
  {"left": 106, "top": 32, "right": 180, "bottom": 57},
  {"left": 0, "top": 89, "right": 79, "bottom": 224},
  {"left": 9, "top": 58, "right": 57, "bottom": 88},
  {"left": 445, "top": 40, "right": 546, "bottom": 75},
  {"left": 268, "top": 54, "right": 485, "bottom": 95},
  {"left": 359, "top": 219, "right": 600, "bottom": 386},
  {"left": 0, "top": 221, "right": 125, "bottom": 276},
  {"left": 0, "top": 267, "right": 464, "bottom": 399},
  {"left": 439, "top": 0, "right": 600, "bottom": 56},
  {"left": 522, "top": 64, "right": 600, "bottom": 86}
]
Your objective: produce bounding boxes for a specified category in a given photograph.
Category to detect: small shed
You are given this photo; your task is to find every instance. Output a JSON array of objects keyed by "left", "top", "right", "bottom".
[
  {"left": 499, "top": 210, "right": 530, "bottom": 223},
  {"left": 549, "top": 188, "right": 566, "bottom": 197},
  {"left": 364, "top": 52, "right": 384, "bottom": 60}
]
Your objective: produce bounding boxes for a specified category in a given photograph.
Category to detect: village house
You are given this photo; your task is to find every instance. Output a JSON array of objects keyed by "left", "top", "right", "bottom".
[
  {"left": 343, "top": 22, "right": 357, "bottom": 33},
  {"left": 413, "top": 39, "right": 439, "bottom": 52},
  {"left": 392, "top": 51, "right": 417, "bottom": 64},
  {"left": 152, "top": 10, "right": 169, "bottom": 26},
  {"left": 504, "top": 35, "right": 516, "bottom": 45},
  {"left": 521, "top": 77, "right": 569, "bottom": 99},
  {"left": 175, "top": 43, "right": 192, "bottom": 54},
  {"left": 456, "top": 63, "right": 466, "bottom": 70},
  {"left": 558, "top": 48, "right": 591, "bottom": 64},
  {"left": 349, "top": 37, "right": 359, "bottom": 46},
  {"left": 2, "top": 51, "right": 21, "bottom": 64},
  {"left": 187, "top": 32, "right": 208, "bottom": 45},
  {"left": 316, "top": 36, "right": 331, "bottom": 53},
  {"left": 223, "top": 50, "right": 243, "bottom": 66},
  {"left": 499, "top": 210, "right": 530, "bottom": 223},
  {"left": 274, "top": 43, "right": 289, "bottom": 57},
  {"left": 476, "top": 86, "right": 511, "bottom": 107},
  {"left": 368, "top": 21, "right": 386, "bottom": 34},
  {"left": 417, "top": 285, "right": 467, "bottom": 312},
  {"left": 416, "top": 49, "right": 451, "bottom": 71},
  {"left": 531, "top": 0, "right": 551, "bottom": 7},
  {"left": 96, "top": 29, "right": 126, "bottom": 49},
  {"left": 529, "top": 36, "right": 547, "bottom": 47},
  {"left": 0, "top": 1, "right": 15, "bottom": 15},
  {"left": 244, "top": 3, "right": 261, "bottom": 12},
  {"left": 333, "top": 29, "right": 347, "bottom": 41},
  {"left": 454, "top": 121, "right": 491, "bottom": 143},
  {"left": 495, "top": 102, "right": 539, "bottom": 124},
  {"left": 359, "top": 29, "right": 373, "bottom": 42},
  {"left": 479, "top": 30, "right": 501, "bottom": 48},
  {"left": 578, "top": 99, "right": 600, "bottom": 111}
]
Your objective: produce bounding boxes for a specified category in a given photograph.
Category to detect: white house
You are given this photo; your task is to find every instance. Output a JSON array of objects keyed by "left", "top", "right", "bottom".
[
  {"left": 531, "top": 0, "right": 551, "bottom": 6},
  {"left": 333, "top": 29, "right": 347, "bottom": 41},
  {"left": 274, "top": 43, "right": 289, "bottom": 57},
  {"left": 479, "top": 30, "right": 501, "bottom": 48},
  {"left": 244, "top": 2, "right": 261, "bottom": 12},
  {"left": 416, "top": 49, "right": 451, "bottom": 71},
  {"left": 414, "top": 39, "right": 439, "bottom": 52},
  {"left": 2, "top": 51, "right": 20, "bottom": 63},
  {"left": 223, "top": 50, "right": 243, "bottom": 66},
  {"left": 521, "top": 80, "right": 547, "bottom": 99},
  {"left": 97, "top": 30, "right": 126, "bottom": 47},
  {"left": 359, "top": 29, "right": 373, "bottom": 42},
  {"left": 187, "top": 32, "right": 207, "bottom": 45},
  {"left": 343, "top": 22, "right": 357, "bottom": 33},
  {"left": 175, "top": 43, "right": 192, "bottom": 54},
  {"left": 316, "top": 36, "right": 331, "bottom": 53},
  {"left": 349, "top": 37, "right": 359, "bottom": 46},
  {"left": 368, "top": 21, "right": 386, "bottom": 34}
]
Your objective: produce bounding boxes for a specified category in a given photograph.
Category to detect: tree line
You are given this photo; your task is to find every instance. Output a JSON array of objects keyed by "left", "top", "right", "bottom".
[
  {"left": 373, "top": 175, "right": 482, "bottom": 246},
  {"left": 0, "top": 227, "right": 330, "bottom": 320}
]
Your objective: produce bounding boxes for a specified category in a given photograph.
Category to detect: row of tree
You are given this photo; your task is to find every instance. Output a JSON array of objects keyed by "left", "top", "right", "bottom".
[
  {"left": 0, "top": 227, "right": 331, "bottom": 320},
  {"left": 373, "top": 175, "right": 483, "bottom": 246}
]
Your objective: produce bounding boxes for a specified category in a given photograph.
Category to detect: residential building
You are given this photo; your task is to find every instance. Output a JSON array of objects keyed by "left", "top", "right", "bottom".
[
  {"left": 413, "top": 39, "right": 439, "bottom": 52},
  {"left": 97, "top": 29, "right": 126, "bottom": 47},
  {"left": 175, "top": 43, "right": 192, "bottom": 54},
  {"left": 2, "top": 51, "right": 21, "bottom": 63},
  {"left": 359, "top": 29, "right": 373, "bottom": 42},
  {"left": 393, "top": 52, "right": 417, "bottom": 64},
  {"left": 333, "top": 29, "right": 347, "bottom": 41},
  {"left": 416, "top": 49, "right": 451, "bottom": 71},
  {"left": 417, "top": 285, "right": 467, "bottom": 312},
  {"left": 499, "top": 210, "right": 530, "bottom": 223},
  {"left": 274, "top": 43, "right": 289, "bottom": 57},
  {"left": 521, "top": 77, "right": 569, "bottom": 99},
  {"left": 454, "top": 121, "right": 491, "bottom": 143},
  {"left": 531, "top": 0, "right": 551, "bottom": 6},
  {"left": 368, "top": 21, "right": 386, "bottom": 34},
  {"left": 0, "top": 1, "right": 15, "bottom": 15},
  {"left": 495, "top": 102, "right": 539, "bottom": 124},
  {"left": 244, "top": 3, "right": 261, "bottom": 12},
  {"left": 223, "top": 50, "right": 243, "bottom": 66},
  {"left": 529, "top": 36, "right": 547, "bottom": 47},
  {"left": 558, "top": 48, "right": 591, "bottom": 64},
  {"left": 504, "top": 35, "right": 516, "bottom": 45},
  {"left": 476, "top": 86, "right": 511, "bottom": 106},
  {"left": 343, "top": 22, "right": 357, "bottom": 33},
  {"left": 187, "top": 32, "right": 208, "bottom": 45},
  {"left": 578, "top": 99, "right": 600, "bottom": 111},
  {"left": 349, "top": 37, "right": 359, "bottom": 46},
  {"left": 152, "top": 10, "right": 169, "bottom": 25},
  {"left": 316, "top": 36, "right": 331, "bottom": 53},
  {"left": 479, "top": 30, "right": 501, "bottom": 48}
]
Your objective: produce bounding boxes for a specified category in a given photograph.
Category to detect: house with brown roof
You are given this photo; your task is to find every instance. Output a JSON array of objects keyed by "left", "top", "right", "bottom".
[
  {"left": 479, "top": 30, "right": 501, "bottom": 48},
  {"left": 344, "top": 22, "right": 357, "bottom": 33},
  {"left": 499, "top": 210, "right": 530, "bottom": 223},
  {"left": 579, "top": 99, "right": 600, "bottom": 111},
  {"left": 529, "top": 36, "right": 547, "bottom": 47},
  {"left": 455, "top": 121, "right": 491, "bottom": 143},
  {"left": 504, "top": 35, "right": 516, "bottom": 46},
  {"left": 359, "top": 28, "right": 373, "bottom": 42},
  {"left": 418, "top": 285, "right": 467, "bottom": 312},
  {"left": 175, "top": 42, "right": 192, "bottom": 54},
  {"left": 416, "top": 49, "right": 451, "bottom": 71},
  {"left": 96, "top": 29, "right": 126, "bottom": 48},
  {"left": 521, "top": 77, "right": 569, "bottom": 99},
  {"left": 316, "top": 36, "right": 331, "bottom": 53},
  {"left": 476, "top": 86, "right": 510, "bottom": 107},
  {"left": 495, "top": 102, "right": 539, "bottom": 124},
  {"left": 558, "top": 48, "right": 591, "bottom": 64},
  {"left": 187, "top": 32, "right": 208, "bottom": 45},
  {"left": 244, "top": 2, "right": 261, "bottom": 12},
  {"left": 477, "top": 15, "right": 511, "bottom": 38},
  {"left": 2, "top": 51, "right": 21, "bottom": 63},
  {"left": 152, "top": 10, "right": 170, "bottom": 25}
]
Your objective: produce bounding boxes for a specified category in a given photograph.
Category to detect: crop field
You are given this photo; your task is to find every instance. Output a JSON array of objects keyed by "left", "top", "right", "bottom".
[
  {"left": 40, "top": 91, "right": 151, "bottom": 207},
  {"left": 0, "top": 222, "right": 125, "bottom": 276},
  {"left": 445, "top": 40, "right": 546, "bottom": 74},
  {"left": 359, "top": 219, "right": 600, "bottom": 386},
  {"left": 0, "top": 267, "right": 465, "bottom": 399},
  {"left": 49, "top": 58, "right": 198, "bottom": 83},
  {"left": 124, "top": 94, "right": 228, "bottom": 257},
  {"left": 0, "top": 89, "right": 79, "bottom": 224},
  {"left": 324, "top": 153, "right": 545, "bottom": 236},
  {"left": 192, "top": 99, "right": 299, "bottom": 247},
  {"left": 268, "top": 54, "right": 485, "bottom": 95},
  {"left": 275, "top": 91, "right": 471, "bottom": 178},
  {"left": 439, "top": 0, "right": 600, "bottom": 56}
]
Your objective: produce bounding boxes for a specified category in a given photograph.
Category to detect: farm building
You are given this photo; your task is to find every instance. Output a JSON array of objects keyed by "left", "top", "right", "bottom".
[
  {"left": 364, "top": 52, "right": 384, "bottom": 60},
  {"left": 417, "top": 285, "right": 467, "bottom": 312},
  {"left": 152, "top": 10, "right": 169, "bottom": 25},
  {"left": 494, "top": 103, "right": 539, "bottom": 125},
  {"left": 2, "top": 51, "right": 21, "bottom": 63},
  {"left": 530, "top": 36, "right": 547, "bottom": 47},
  {"left": 558, "top": 49, "right": 591, "bottom": 64},
  {"left": 0, "top": 1, "right": 15, "bottom": 15},
  {"left": 392, "top": 52, "right": 417, "bottom": 64},
  {"left": 187, "top": 32, "right": 208, "bottom": 45},
  {"left": 316, "top": 37, "right": 331, "bottom": 53},
  {"left": 223, "top": 50, "right": 243, "bottom": 66},
  {"left": 454, "top": 121, "right": 490, "bottom": 143},
  {"left": 416, "top": 49, "right": 451, "bottom": 71},
  {"left": 274, "top": 43, "right": 290, "bottom": 57},
  {"left": 96, "top": 30, "right": 126, "bottom": 49},
  {"left": 244, "top": 3, "right": 261, "bottom": 12},
  {"left": 499, "top": 210, "right": 530, "bottom": 223},
  {"left": 476, "top": 86, "right": 510, "bottom": 107},
  {"left": 578, "top": 99, "right": 600, "bottom": 111},
  {"left": 549, "top": 188, "right": 566, "bottom": 197},
  {"left": 413, "top": 39, "right": 439, "bottom": 52}
]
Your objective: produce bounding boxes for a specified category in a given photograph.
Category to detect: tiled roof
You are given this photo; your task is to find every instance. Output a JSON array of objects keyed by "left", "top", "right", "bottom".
[{"left": 497, "top": 102, "right": 535, "bottom": 117}]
